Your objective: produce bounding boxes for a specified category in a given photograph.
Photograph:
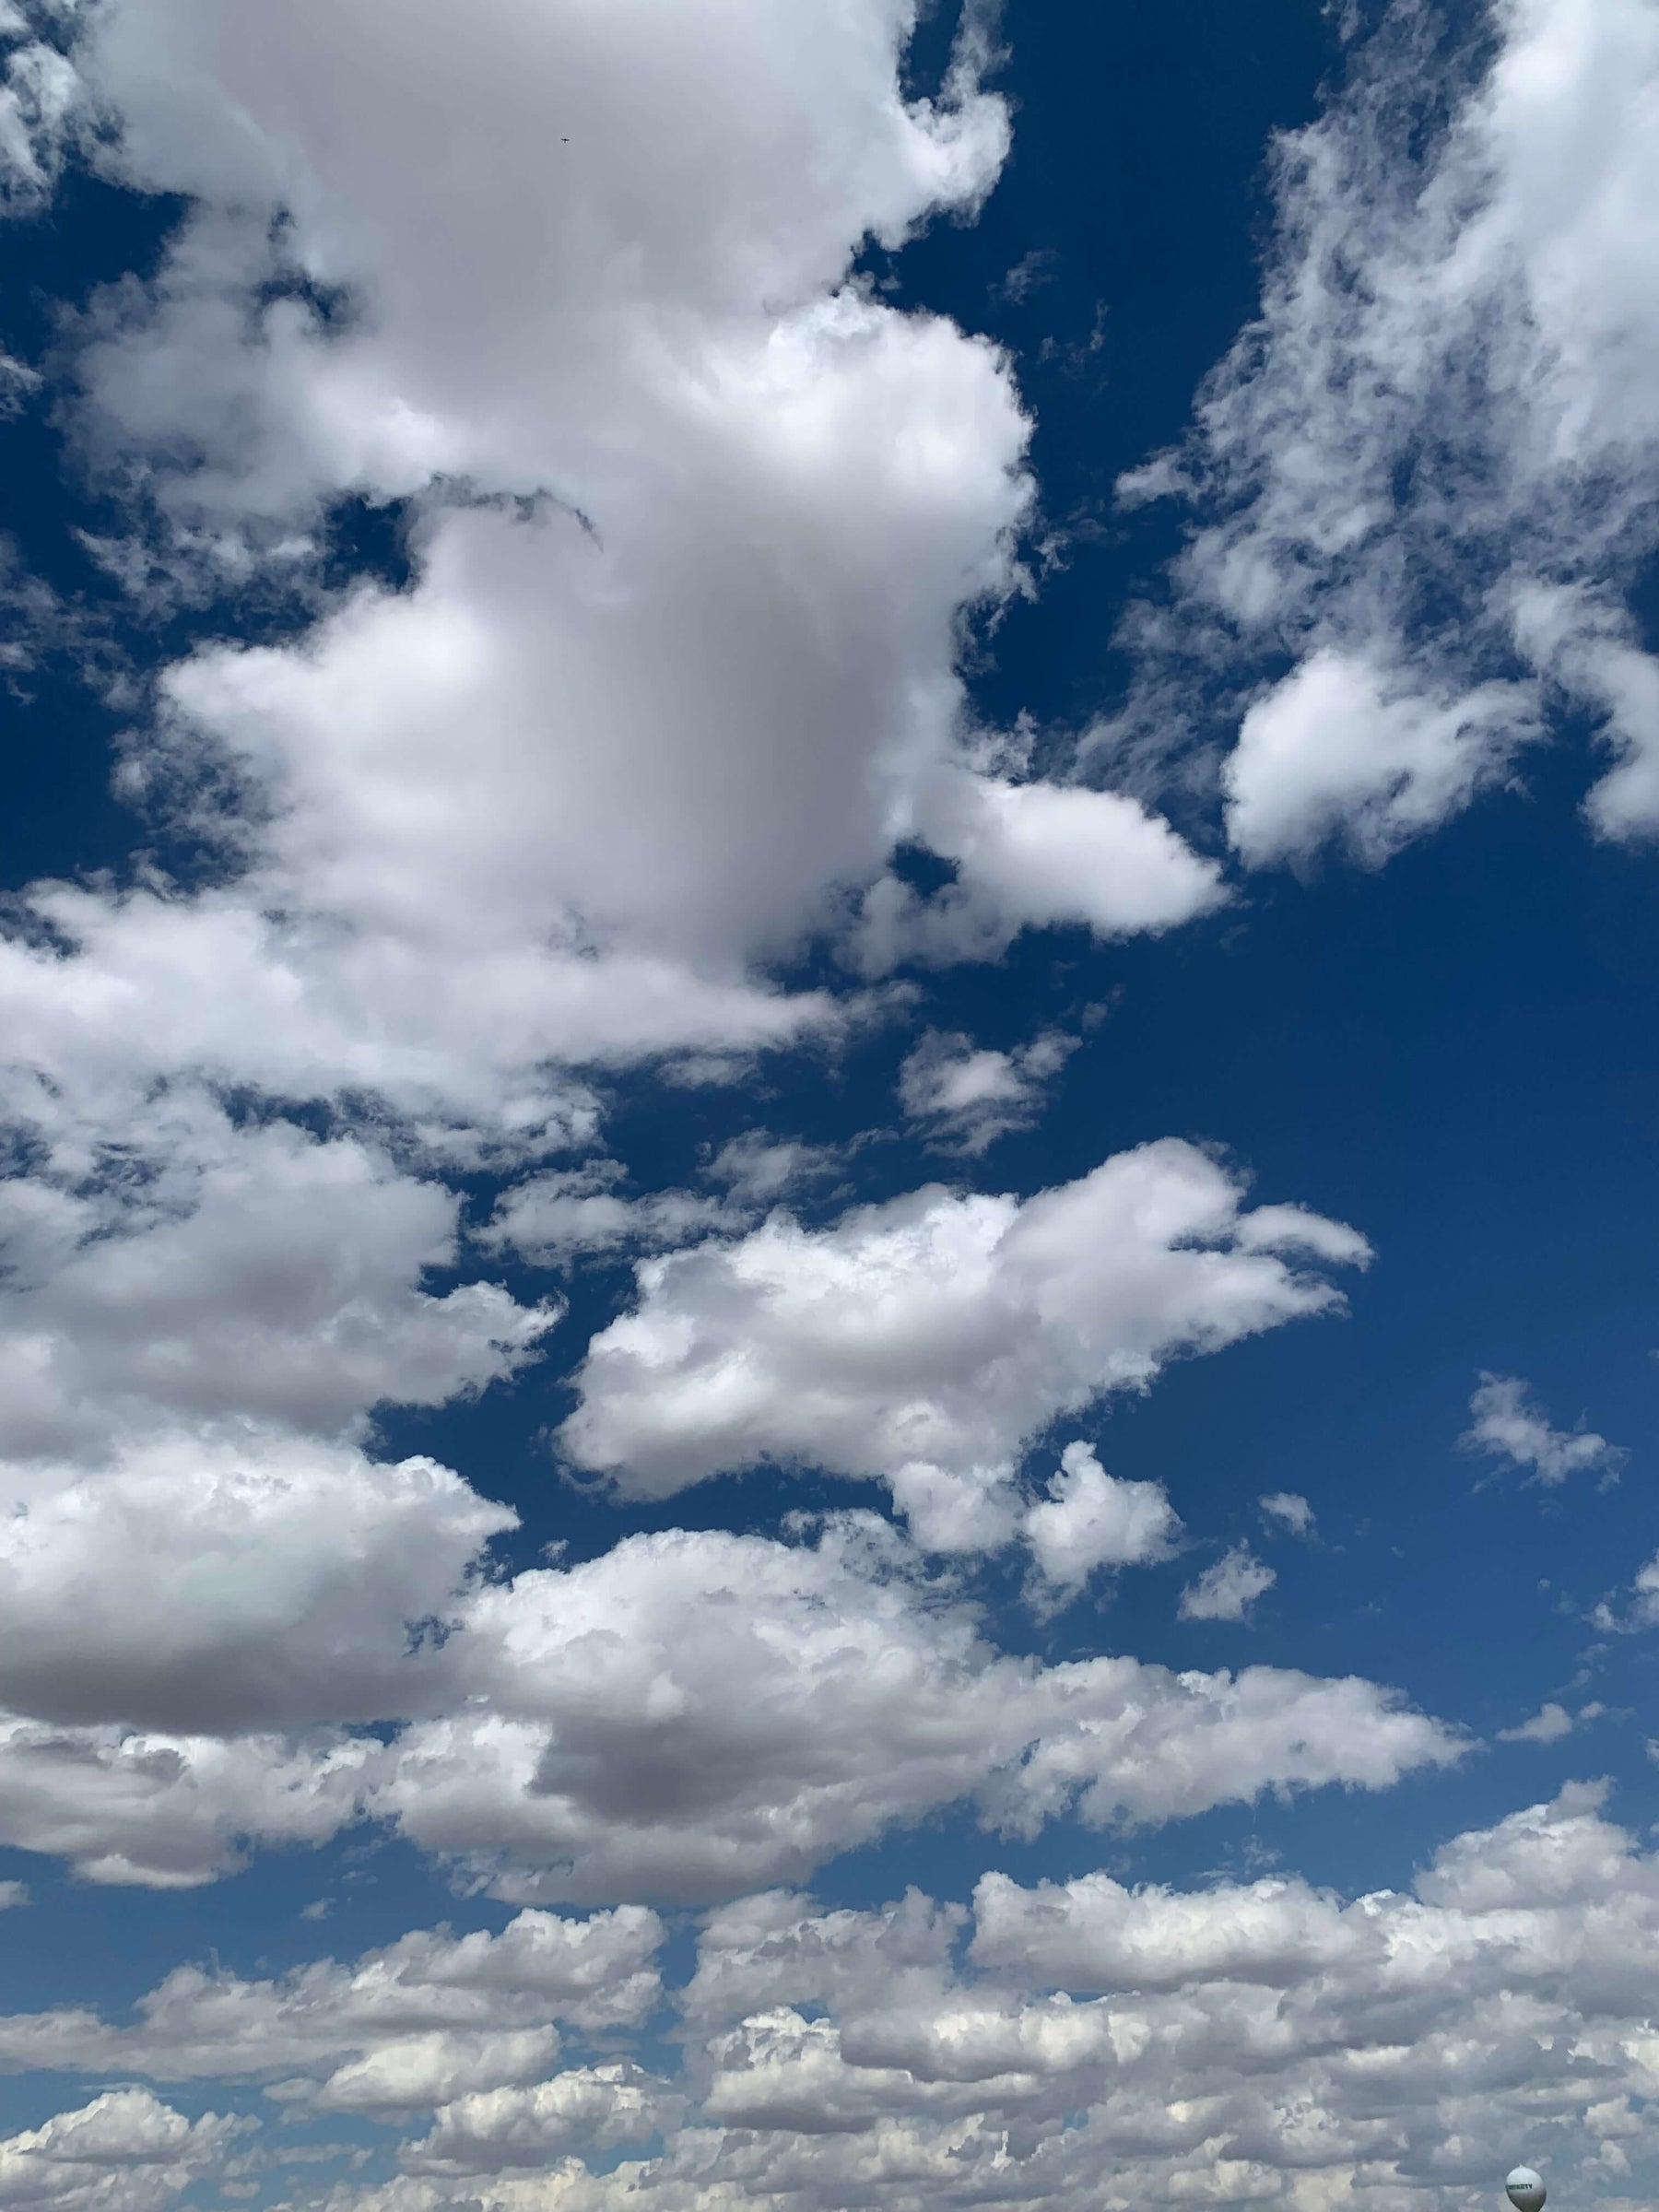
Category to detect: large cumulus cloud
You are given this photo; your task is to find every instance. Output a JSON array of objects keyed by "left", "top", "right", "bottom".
[
  {"left": 0, "top": 1506, "right": 1458, "bottom": 1896},
  {"left": 561, "top": 1138, "right": 1370, "bottom": 1548}
]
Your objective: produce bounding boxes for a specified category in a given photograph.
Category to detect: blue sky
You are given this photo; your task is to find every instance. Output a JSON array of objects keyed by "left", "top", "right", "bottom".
[{"left": 1, "top": 2, "right": 1657, "bottom": 2209}]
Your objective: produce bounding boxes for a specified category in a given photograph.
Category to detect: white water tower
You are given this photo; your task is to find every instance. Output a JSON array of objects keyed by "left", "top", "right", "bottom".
[{"left": 1506, "top": 2169, "right": 1546, "bottom": 2212}]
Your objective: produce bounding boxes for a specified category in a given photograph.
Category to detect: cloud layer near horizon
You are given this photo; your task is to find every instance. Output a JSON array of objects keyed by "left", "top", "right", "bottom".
[{"left": 6, "top": 1786, "right": 1659, "bottom": 2212}]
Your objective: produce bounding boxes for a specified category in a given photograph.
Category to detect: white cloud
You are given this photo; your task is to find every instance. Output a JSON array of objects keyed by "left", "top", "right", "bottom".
[
  {"left": 1021, "top": 1441, "right": 1182, "bottom": 1597},
  {"left": 1592, "top": 1549, "right": 1659, "bottom": 1637},
  {"left": 0, "top": 12, "right": 1233, "bottom": 1745},
  {"left": 1120, "top": 0, "right": 1659, "bottom": 861},
  {"left": 702, "top": 1132, "right": 851, "bottom": 1207},
  {"left": 0, "top": 0, "right": 1220, "bottom": 1229},
  {"left": 859, "top": 768, "right": 1225, "bottom": 970},
  {"left": 1225, "top": 652, "right": 1538, "bottom": 868},
  {"left": 0, "top": 1432, "right": 513, "bottom": 1733},
  {"left": 899, "top": 1030, "right": 1075, "bottom": 1155},
  {"left": 29, "top": 1787, "right": 1659, "bottom": 2212},
  {"left": 484, "top": 1163, "right": 738, "bottom": 1266},
  {"left": 681, "top": 1887, "right": 966, "bottom": 2037},
  {"left": 1498, "top": 1702, "right": 1575, "bottom": 1746},
  {"left": 406, "top": 2064, "right": 677, "bottom": 2175},
  {"left": 0, "top": 1109, "right": 554, "bottom": 1465},
  {"left": 0, "top": 1878, "right": 28, "bottom": 1908},
  {"left": 559, "top": 1139, "right": 1370, "bottom": 1550},
  {"left": 0, "top": 1717, "right": 372, "bottom": 1888},
  {"left": 371, "top": 1518, "right": 1459, "bottom": 1904},
  {"left": 1461, "top": 1372, "right": 1624, "bottom": 1486},
  {"left": 0, "top": 1481, "right": 1455, "bottom": 1900},
  {"left": 312, "top": 2030, "right": 562, "bottom": 2118},
  {"left": 0, "top": 18, "right": 81, "bottom": 210},
  {"left": 0, "top": 1902, "right": 665, "bottom": 2082},
  {"left": 1178, "top": 1544, "right": 1276, "bottom": 1624},
  {"left": 1257, "top": 1491, "right": 1313, "bottom": 1538},
  {"left": 0, "top": 2089, "right": 247, "bottom": 2212}
]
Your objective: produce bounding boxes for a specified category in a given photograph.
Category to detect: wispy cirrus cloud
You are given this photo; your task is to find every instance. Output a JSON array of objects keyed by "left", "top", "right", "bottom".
[
  {"left": 1461, "top": 1371, "right": 1625, "bottom": 1488},
  {"left": 1110, "top": 0, "right": 1659, "bottom": 865}
]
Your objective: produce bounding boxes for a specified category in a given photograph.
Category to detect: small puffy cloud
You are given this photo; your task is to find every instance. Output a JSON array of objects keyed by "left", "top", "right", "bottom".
[
  {"left": 927, "top": 770, "right": 1226, "bottom": 943},
  {"left": 560, "top": 1139, "right": 1369, "bottom": 1550},
  {"left": 1499, "top": 1702, "right": 1576, "bottom": 1745},
  {"left": 702, "top": 1132, "right": 850, "bottom": 1206},
  {"left": 1225, "top": 652, "right": 1538, "bottom": 867},
  {"left": 1461, "top": 1371, "right": 1625, "bottom": 1486},
  {"left": 682, "top": 1888, "right": 965, "bottom": 2035},
  {"left": 0, "top": 1878, "right": 28, "bottom": 1908},
  {"left": 406, "top": 2063, "right": 677, "bottom": 2175},
  {"left": 1021, "top": 1442, "right": 1181, "bottom": 1598},
  {"left": 312, "top": 2030, "right": 560, "bottom": 2116},
  {"left": 1178, "top": 1544, "right": 1276, "bottom": 1624},
  {"left": 899, "top": 1030, "right": 1075, "bottom": 1155},
  {"left": 1592, "top": 1548, "right": 1659, "bottom": 1636},
  {"left": 1257, "top": 1490, "right": 1313, "bottom": 1537},
  {"left": 860, "top": 769, "right": 1226, "bottom": 970}
]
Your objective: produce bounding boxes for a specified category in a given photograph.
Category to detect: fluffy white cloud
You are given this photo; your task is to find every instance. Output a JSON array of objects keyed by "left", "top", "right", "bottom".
[
  {"left": 1225, "top": 652, "right": 1538, "bottom": 868},
  {"left": 0, "top": 2088, "right": 247, "bottom": 2212},
  {"left": 0, "top": 0, "right": 1224, "bottom": 1229},
  {"left": 0, "top": 1109, "right": 553, "bottom": 1465},
  {"left": 406, "top": 2064, "right": 677, "bottom": 2175},
  {"left": 1179, "top": 1544, "right": 1276, "bottom": 1624},
  {"left": 681, "top": 1887, "right": 966, "bottom": 2038},
  {"left": 1593, "top": 1550, "right": 1659, "bottom": 1637},
  {"left": 560, "top": 1140, "right": 1368, "bottom": 1549},
  {"left": 1498, "top": 1702, "right": 1576, "bottom": 1746},
  {"left": 0, "top": 1432, "right": 512, "bottom": 1732},
  {"left": 1122, "top": 0, "right": 1659, "bottom": 862},
  {"left": 1460, "top": 1372, "right": 1624, "bottom": 1486},
  {"left": 0, "top": 1717, "right": 371, "bottom": 1888},
  {"left": 0, "top": 1903, "right": 664, "bottom": 2084},
  {"left": 27, "top": 1788, "right": 1659, "bottom": 2212},
  {"left": 0, "top": 1496, "right": 1454, "bottom": 1900},
  {"left": 898, "top": 1029, "right": 1074, "bottom": 1155},
  {"left": 371, "top": 1518, "right": 1458, "bottom": 1903},
  {"left": 1021, "top": 1441, "right": 1182, "bottom": 1597},
  {"left": 0, "top": 15, "right": 1230, "bottom": 1771},
  {"left": 859, "top": 768, "right": 1225, "bottom": 969},
  {"left": 310, "top": 2030, "right": 559, "bottom": 2118}
]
